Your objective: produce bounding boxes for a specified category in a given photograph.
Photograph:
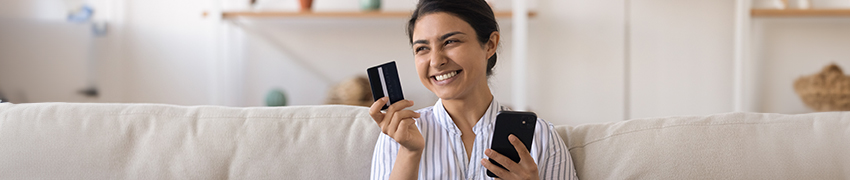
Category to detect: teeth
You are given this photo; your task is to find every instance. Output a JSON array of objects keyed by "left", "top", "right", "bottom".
[{"left": 435, "top": 71, "right": 458, "bottom": 81}]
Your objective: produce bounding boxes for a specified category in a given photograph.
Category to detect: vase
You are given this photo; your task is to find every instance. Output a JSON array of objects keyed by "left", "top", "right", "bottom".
[
  {"left": 300, "top": 0, "right": 313, "bottom": 11},
  {"left": 360, "top": 0, "right": 380, "bottom": 11}
]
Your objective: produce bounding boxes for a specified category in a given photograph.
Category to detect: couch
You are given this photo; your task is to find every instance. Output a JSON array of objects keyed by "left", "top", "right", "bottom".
[{"left": 0, "top": 102, "right": 848, "bottom": 179}]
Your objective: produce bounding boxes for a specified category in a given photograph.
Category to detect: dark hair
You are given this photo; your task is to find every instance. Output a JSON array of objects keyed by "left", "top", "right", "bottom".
[{"left": 407, "top": 0, "right": 499, "bottom": 76}]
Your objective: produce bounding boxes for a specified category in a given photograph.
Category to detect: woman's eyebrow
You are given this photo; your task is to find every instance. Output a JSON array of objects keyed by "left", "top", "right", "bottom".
[
  {"left": 412, "top": 31, "right": 465, "bottom": 46},
  {"left": 413, "top": 40, "right": 429, "bottom": 45},
  {"left": 439, "top": 31, "right": 463, "bottom": 41}
]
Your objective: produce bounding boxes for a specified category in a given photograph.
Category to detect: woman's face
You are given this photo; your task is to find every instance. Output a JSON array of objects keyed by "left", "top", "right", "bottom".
[{"left": 411, "top": 12, "right": 497, "bottom": 101}]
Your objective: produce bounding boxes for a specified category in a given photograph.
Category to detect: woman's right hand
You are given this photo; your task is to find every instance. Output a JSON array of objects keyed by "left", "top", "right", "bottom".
[{"left": 370, "top": 97, "right": 424, "bottom": 152}]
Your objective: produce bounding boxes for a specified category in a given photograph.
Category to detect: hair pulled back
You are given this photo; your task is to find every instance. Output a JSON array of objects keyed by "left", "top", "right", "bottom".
[{"left": 407, "top": 0, "right": 499, "bottom": 76}]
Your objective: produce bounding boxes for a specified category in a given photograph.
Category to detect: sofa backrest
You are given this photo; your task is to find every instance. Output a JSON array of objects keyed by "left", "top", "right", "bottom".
[
  {"left": 555, "top": 112, "right": 850, "bottom": 179},
  {"left": 0, "top": 103, "right": 380, "bottom": 179},
  {"left": 5, "top": 103, "right": 849, "bottom": 179}
]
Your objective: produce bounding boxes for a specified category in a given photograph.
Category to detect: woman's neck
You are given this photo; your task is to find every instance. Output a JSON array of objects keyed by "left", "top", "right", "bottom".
[{"left": 442, "top": 88, "right": 493, "bottom": 128}]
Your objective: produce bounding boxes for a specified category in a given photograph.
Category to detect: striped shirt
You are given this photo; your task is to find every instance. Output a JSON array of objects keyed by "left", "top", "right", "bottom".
[{"left": 370, "top": 99, "right": 578, "bottom": 180}]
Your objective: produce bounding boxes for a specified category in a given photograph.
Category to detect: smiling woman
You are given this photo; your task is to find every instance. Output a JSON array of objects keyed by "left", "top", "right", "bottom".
[{"left": 367, "top": 0, "right": 579, "bottom": 180}]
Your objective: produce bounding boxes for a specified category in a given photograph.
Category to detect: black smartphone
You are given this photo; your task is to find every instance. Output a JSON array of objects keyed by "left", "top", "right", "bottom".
[
  {"left": 487, "top": 111, "right": 537, "bottom": 178},
  {"left": 367, "top": 61, "right": 404, "bottom": 110}
]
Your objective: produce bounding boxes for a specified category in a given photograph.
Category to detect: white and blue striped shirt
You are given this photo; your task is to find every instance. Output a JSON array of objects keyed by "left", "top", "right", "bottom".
[{"left": 370, "top": 99, "right": 578, "bottom": 180}]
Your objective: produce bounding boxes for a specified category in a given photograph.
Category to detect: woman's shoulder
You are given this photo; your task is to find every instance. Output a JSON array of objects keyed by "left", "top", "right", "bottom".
[
  {"left": 532, "top": 117, "right": 559, "bottom": 136},
  {"left": 534, "top": 117, "right": 556, "bottom": 129}
]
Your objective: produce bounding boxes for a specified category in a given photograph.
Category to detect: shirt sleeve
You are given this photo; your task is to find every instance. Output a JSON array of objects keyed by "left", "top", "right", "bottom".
[
  {"left": 370, "top": 133, "right": 399, "bottom": 180},
  {"left": 536, "top": 121, "right": 579, "bottom": 180}
]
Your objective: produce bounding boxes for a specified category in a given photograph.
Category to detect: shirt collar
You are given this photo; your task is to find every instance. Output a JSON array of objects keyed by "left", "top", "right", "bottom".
[{"left": 431, "top": 98, "right": 504, "bottom": 135}]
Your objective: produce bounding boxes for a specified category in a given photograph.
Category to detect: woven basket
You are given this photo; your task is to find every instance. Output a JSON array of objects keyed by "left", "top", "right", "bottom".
[
  {"left": 325, "top": 76, "right": 373, "bottom": 107},
  {"left": 793, "top": 63, "right": 850, "bottom": 112}
]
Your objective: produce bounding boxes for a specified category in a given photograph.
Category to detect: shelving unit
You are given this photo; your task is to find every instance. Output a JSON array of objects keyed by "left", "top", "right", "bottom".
[
  {"left": 752, "top": 9, "right": 850, "bottom": 17},
  {"left": 210, "top": 5, "right": 536, "bottom": 109},
  {"left": 215, "top": 11, "right": 537, "bottom": 19},
  {"left": 736, "top": 0, "right": 850, "bottom": 112}
]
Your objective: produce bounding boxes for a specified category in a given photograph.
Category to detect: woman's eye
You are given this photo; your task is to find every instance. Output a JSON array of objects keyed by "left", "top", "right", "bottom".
[
  {"left": 415, "top": 46, "right": 429, "bottom": 53},
  {"left": 445, "top": 40, "right": 458, "bottom": 45}
]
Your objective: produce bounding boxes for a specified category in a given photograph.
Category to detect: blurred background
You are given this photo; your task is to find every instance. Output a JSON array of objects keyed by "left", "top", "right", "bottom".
[{"left": 1, "top": 0, "right": 849, "bottom": 125}]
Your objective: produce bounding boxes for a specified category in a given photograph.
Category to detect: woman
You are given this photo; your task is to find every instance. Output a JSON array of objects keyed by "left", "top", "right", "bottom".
[{"left": 369, "top": 0, "right": 578, "bottom": 179}]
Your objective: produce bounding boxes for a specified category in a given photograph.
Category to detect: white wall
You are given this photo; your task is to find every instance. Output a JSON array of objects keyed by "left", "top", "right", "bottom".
[
  {"left": 120, "top": 0, "right": 217, "bottom": 105},
  {"left": 527, "top": 0, "right": 625, "bottom": 124},
  {"left": 0, "top": 0, "right": 218, "bottom": 106},
  {"left": 629, "top": 0, "right": 736, "bottom": 119},
  {"left": 0, "top": 20, "right": 92, "bottom": 103},
  {"left": 2, "top": 0, "right": 846, "bottom": 126}
]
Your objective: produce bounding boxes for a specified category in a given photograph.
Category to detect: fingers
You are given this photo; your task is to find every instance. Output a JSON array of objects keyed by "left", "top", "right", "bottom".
[
  {"left": 509, "top": 134, "right": 532, "bottom": 160},
  {"left": 385, "top": 99, "right": 414, "bottom": 115},
  {"left": 387, "top": 110, "right": 420, "bottom": 136},
  {"left": 369, "top": 97, "right": 388, "bottom": 124},
  {"left": 381, "top": 100, "right": 414, "bottom": 133},
  {"left": 395, "top": 118, "right": 416, "bottom": 141},
  {"left": 484, "top": 149, "right": 521, "bottom": 173},
  {"left": 483, "top": 135, "right": 539, "bottom": 180},
  {"left": 396, "top": 118, "right": 415, "bottom": 134},
  {"left": 481, "top": 157, "right": 511, "bottom": 179}
]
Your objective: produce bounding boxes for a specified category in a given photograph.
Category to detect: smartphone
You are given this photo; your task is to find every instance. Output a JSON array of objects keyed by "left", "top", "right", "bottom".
[
  {"left": 367, "top": 61, "right": 404, "bottom": 110},
  {"left": 487, "top": 111, "right": 537, "bottom": 178}
]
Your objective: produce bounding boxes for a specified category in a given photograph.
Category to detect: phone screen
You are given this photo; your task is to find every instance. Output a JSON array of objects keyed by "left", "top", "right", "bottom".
[{"left": 487, "top": 111, "right": 536, "bottom": 178}]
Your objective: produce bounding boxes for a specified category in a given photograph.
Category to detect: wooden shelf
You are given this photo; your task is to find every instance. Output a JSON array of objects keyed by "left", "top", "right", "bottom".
[
  {"left": 752, "top": 9, "right": 850, "bottom": 17},
  {"left": 218, "top": 11, "right": 537, "bottom": 19}
]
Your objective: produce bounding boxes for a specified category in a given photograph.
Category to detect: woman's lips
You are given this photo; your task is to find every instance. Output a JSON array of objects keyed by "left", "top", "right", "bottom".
[{"left": 432, "top": 70, "right": 461, "bottom": 85}]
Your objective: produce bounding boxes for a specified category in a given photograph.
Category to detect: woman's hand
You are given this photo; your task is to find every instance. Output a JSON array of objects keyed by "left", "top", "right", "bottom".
[
  {"left": 481, "top": 134, "right": 539, "bottom": 180},
  {"left": 369, "top": 97, "right": 424, "bottom": 152}
]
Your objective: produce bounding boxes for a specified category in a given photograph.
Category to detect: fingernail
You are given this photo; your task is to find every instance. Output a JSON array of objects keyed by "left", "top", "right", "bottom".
[{"left": 485, "top": 149, "right": 491, "bottom": 155}]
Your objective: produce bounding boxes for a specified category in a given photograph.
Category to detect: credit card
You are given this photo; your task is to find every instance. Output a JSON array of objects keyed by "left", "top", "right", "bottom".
[{"left": 367, "top": 61, "right": 405, "bottom": 110}]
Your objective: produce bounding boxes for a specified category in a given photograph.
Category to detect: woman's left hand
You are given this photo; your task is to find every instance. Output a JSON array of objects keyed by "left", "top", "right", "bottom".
[{"left": 481, "top": 134, "right": 539, "bottom": 180}]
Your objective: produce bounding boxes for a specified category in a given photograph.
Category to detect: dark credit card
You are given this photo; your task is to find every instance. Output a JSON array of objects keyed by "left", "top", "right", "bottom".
[{"left": 367, "top": 61, "right": 405, "bottom": 110}]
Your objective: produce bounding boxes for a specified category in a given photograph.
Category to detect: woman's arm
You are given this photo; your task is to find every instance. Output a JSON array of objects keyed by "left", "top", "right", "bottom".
[
  {"left": 369, "top": 97, "right": 425, "bottom": 180},
  {"left": 389, "top": 148, "right": 422, "bottom": 180},
  {"left": 536, "top": 122, "right": 578, "bottom": 180}
]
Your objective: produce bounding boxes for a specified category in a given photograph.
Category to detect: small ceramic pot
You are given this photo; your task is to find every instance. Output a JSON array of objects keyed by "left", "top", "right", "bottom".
[
  {"left": 300, "top": 0, "right": 313, "bottom": 11},
  {"left": 360, "top": 0, "right": 380, "bottom": 11}
]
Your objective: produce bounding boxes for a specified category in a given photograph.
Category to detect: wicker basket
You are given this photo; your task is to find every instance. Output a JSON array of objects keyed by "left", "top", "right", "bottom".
[
  {"left": 793, "top": 63, "right": 850, "bottom": 112},
  {"left": 325, "top": 76, "right": 374, "bottom": 107}
]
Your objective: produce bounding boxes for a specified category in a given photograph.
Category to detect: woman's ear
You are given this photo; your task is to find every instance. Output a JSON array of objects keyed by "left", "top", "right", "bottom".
[{"left": 486, "top": 31, "right": 500, "bottom": 58}]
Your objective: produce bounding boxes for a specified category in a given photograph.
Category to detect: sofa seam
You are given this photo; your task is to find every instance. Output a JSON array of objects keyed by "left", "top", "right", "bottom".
[
  {"left": 567, "top": 121, "right": 799, "bottom": 150},
  {"left": 50, "top": 112, "right": 371, "bottom": 120}
]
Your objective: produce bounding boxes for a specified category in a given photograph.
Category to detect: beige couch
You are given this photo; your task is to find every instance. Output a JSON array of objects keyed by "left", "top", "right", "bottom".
[{"left": 0, "top": 103, "right": 847, "bottom": 179}]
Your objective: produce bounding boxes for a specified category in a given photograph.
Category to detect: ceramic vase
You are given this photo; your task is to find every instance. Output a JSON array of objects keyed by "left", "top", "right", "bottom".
[
  {"left": 360, "top": 0, "right": 380, "bottom": 11},
  {"left": 300, "top": 0, "right": 313, "bottom": 11}
]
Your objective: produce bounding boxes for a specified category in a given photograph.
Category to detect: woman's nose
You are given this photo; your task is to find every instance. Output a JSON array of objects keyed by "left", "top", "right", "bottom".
[{"left": 429, "top": 48, "right": 447, "bottom": 67}]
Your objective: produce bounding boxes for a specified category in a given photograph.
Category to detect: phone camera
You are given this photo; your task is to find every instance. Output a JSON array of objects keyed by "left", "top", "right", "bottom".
[{"left": 522, "top": 118, "right": 534, "bottom": 129}]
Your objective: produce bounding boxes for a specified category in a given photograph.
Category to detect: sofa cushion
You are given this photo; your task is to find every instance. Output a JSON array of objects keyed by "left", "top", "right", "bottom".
[
  {"left": 555, "top": 112, "right": 850, "bottom": 179},
  {"left": 0, "top": 103, "right": 379, "bottom": 179}
]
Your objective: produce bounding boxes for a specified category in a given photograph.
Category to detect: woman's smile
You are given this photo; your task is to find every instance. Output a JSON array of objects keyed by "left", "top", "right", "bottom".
[{"left": 432, "top": 70, "right": 462, "bottom": 85}]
